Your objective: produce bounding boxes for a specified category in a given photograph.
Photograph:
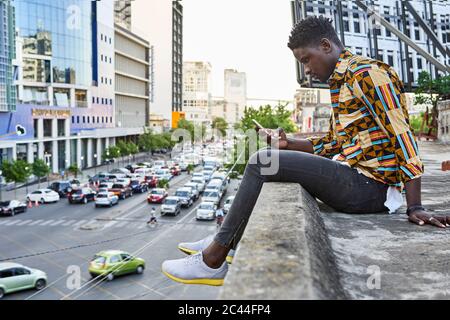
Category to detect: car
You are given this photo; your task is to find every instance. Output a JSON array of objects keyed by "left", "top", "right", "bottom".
[
  {"left": 49, "top": 181, "right": 73, "bottom": 198},
  {"left": 184, "top": 182, "right": 200, "bottom": 201},
  {"left": 115, "top": 178, "right": 131, "bottom": 186},
  {"left": 147, "top": 188, "right": 168, "bottom": 204},
  {"left": 130, "top": 180, "right": 148, "bottom": 193},
  {"left": 153, "top": 160, "right": 166, "bottom": 168},
  {"left": 68, "top": 187, "right": 97, "bottom": 204},
  {"left": 161, "top": 196, "right": 181, "bottom": 216},
  {"left": 26, "top": 189, "right": 60, "bottom": 204},
  {"left": 0, "top": 200, "right": 27, "bottom": 217},
  {"left": 196, "top": 202, "right": 218, "bottom": 221},
  {"left": 154, "top": 168, "right": 172, "bottom": 181},
  {"left": 134, "top": 168, "right": 154, "bottom": 176},
  {"left": 136, "top": 162, "right": 152, "bottom": 168},
  {"left": 145, "top": 175, "right": 158, "bottom": 188},
  {"left": 174, "top": 187, "right": 194, "bottom": 207},
  {"left": 192, "top": 172, "right": 204, "bottom": 179},
  {"left": 191, "top": 177, "right": 206, "bottom": 193},
  {"left": 95, "top": 192, "right": 119, "bottom": 208},
  {"left": 127, "top": 173, "right": 144, "bottom": 181},
  {"left": 88, "top": 173, "right": 109, "bottom": 184},
  {"left": 97, "top": 187, "right": 109, "bottom": 194},
  {"left": 98, "top": 182, "right": 114, "bottom": 191},
  {"left": 223, "top": 195, "right": 235, "bottom": 214},
  {"left": 170, "top": 166, "right": 181, "bottom": 176},
  {"left": 179, "top": 162, "right": 189, "bottom": 171},
  {"left": 202, "top": 190, "right": 221, "bottom": 206},
  {"left": 110, "top": 183, "right": 133, "bottom": 200},
  {"left": 110, "top": 168, "right": 130, "bottom": 175},
  {"left": 206, "top": 179, "right": 226, "bottom": 197},
  {"left": 0, "top": 263, "right": 47, "bottom": 299},
  {"left": 202, "top": 170, "right": 214, "bottom": 183},
  {"left": 88, "top": 250, "right": 145, "bottom": 281}
]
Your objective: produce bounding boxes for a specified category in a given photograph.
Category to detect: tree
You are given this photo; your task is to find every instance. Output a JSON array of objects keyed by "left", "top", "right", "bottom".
[
  {"left": 116, "top": 140, "right": 131, "bottom": 156},
  {"left": 212, "top": 117, "right": 229, "bottom": 137},
  {"left": 177, "top": 119, "right": 195, "bottom": 143},
  {"left": 186, "top": 164, "right": 194, "bottom": 174},
  {"left": 0, "top": 160, "right": 32, "bottom": 198},
  {"left": 157, "top": 179, "right": 170, "bottom": 189},
  {"left": 68, "top": 164, "right": 81, "bottom": 178},
  {"left": 32, "top": 159, "right": 50, "bottom": 188},
  {"left": 414, "top": 71, "right": 450, "bottom": 136}
]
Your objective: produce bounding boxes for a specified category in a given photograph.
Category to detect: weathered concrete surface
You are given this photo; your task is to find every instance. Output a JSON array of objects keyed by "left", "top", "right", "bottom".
[
  {"left": 321, "top": 141, "right": 450, "bottom": 299},
  {"left": 220, "top": 183, "right": 347, "bottom": 300}
]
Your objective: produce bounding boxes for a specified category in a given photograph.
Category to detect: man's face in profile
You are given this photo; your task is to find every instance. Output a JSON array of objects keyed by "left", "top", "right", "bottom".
[{"left": 292, "top": 42, "right": 336, "bottom": 83}]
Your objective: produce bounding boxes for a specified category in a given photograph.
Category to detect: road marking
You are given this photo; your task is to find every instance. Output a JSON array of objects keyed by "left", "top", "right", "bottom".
[
  {"left": 39, "top": 219, "right": 55, "bottom": 226},
  {"left": 62, "top": 220, "right": 77, "bottom": 226},
  {"left": 0, "top": 220, "right": 11, "bottom": 225},
  {"left": 17, "top": 219, "right": 33, "bottom": 226},
  {"left": 28, "top": 219, "right": 44, "bottom": 226},
  {"left": 72, "top": 220, "right": 87, "bottom": 227},
  {"left": 101, "top": 221, "right": 118, "bottom": 229},
  {"left": 5, "top": 220, "right": 22, "bottom": 226},
  {"left": 49, "top": 220, "right": 65, "bottom": 226}
]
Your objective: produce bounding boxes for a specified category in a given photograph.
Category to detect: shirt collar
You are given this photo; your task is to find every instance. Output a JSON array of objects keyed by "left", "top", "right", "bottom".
[{"left": 327, "top": 49, "right": 354, "bottom": 85}]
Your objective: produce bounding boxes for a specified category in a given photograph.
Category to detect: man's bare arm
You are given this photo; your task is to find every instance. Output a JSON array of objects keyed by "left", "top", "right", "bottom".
[
  {"left": 405, "top": 177, "right": 449, "bottom": 228},
  {"left": 286, "top": 137, "right": 314, "bottom": 154}
]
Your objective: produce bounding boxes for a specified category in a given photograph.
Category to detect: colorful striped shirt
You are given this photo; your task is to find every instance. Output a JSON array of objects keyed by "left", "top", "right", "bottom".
[{"left": 307, "top": 50, "right": 424, "bottom": 191}]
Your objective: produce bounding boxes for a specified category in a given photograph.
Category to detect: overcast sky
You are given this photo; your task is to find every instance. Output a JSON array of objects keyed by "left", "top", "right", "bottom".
[{"left": 183, "top": 0, "right": 299, "bottom": 100}]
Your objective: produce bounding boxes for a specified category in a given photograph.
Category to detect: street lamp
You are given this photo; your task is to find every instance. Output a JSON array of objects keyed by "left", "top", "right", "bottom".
[
  {"left": 25, "top": 166, "right": 29, "bottom": 196},
  {"left": 44, "top": 152, "right": 52, "bottom": 187},
  {"left": 94, "top": 154, "right": 97, "bottom": 175},
  {"left": 0, "top": 169, "right": 3, "bottom": 201},
  {"left": 106, "top": 151, "right": 110, "bottom": 172}
]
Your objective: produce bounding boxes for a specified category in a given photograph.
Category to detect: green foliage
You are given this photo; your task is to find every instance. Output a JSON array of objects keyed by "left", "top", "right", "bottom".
[
  {"left": 157, "top": 179, "right": 170, "bottom": 189},
  {"left": 212, "top": 117, "right": 228, "bottom": 137},
  {"left": 103, "top": 146, "right": 121, "bottom": 159},
  {"left": 237, "top": 104, "right": 297, "bottom": 133},
  {"left": 138, "top": 131, "right": 173, "bottom": 152},
  {"left": 128, "top": 142, "right": 139, "bottom": 155},
  {"left": 0, "top": 160, "right": 31, "bottom": 184},
  {"left": 116, "top": 140, "right": 131, "bottom": 156},
  {"left": 177, "top": 119, "right": 206, "bottom": 143},
  {"left": 68, "top": 164, "right": 81, "bottom": 178},
  {"left": 186, "top": 164, "right": 194, "bottom": 174},
  {"left": 32, "top": 159, "right": 50, "bottom": 188}
]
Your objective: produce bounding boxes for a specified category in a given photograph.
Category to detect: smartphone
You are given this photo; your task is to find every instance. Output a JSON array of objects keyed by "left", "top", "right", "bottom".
[
  {"left": 252, "top": 119, "right": 264, "bottom": 130},
  {"left": 252, "top": 119, "right": 280, "bottom": 140}
]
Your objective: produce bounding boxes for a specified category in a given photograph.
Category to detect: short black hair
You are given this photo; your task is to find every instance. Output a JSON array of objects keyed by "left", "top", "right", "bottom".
[{"left": 287, "top": 15, "right": 342, "bottom": 50}]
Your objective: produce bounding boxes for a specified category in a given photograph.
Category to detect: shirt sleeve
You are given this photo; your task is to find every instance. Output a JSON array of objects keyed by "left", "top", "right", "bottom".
[
  {"left": 306, "top": 115, "right": 342, "bottom": 159},
  {"left": 351, "top": 66, "right": 424, "bottom": 183}
]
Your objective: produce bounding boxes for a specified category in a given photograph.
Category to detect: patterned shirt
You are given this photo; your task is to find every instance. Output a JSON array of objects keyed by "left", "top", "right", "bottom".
[{"left": 307, "top": 50, "right": 424, "bottom": 191}]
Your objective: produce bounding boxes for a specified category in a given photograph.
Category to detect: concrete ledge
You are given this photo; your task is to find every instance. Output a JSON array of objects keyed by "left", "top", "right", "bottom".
[{"left": 219, "top": 183, "right": 347, "bottom": 300}]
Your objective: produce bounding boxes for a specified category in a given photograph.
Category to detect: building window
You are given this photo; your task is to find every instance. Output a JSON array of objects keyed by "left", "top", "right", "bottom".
[
  {"left": 101, "top": 34, "right": 103, "bottom": 41},
  {"left": 96, "top": 97, "right": 99, "bottom": 104},
  {"left": 417, "top": 58, "right": 423, "bottom": 69},
  {"left": 110, "top": 117, "right": 113, "bottom": 123},
  {"left": 92, "top": 96, "right": 95, "bottom": 103},
  {"left": 72, "top": 116, "right": 74, "bottom": 124},
  {"left": 43, "top": 119, "right": 52, "bottom": 137},
  {"left": 388, "top": 55, "right": 394, "bottom": 66},
  {"left": 343, "top": 20, "right": 349, "bottom": 32},
  {"left": 110, "top": 99, "right": 113, "bottom": 105},
  {"left": 109, "top": 57, "right": 112, "bottom": 63},
  {"left": 354, "top": 21, "right": 360, "bottom": 33},
  {"left": 110, "top": 79, "right": 112, "bottom": 85},
  {"left": 77, "top": 116, "right": 80, "bottom": 124},
  {"left": 97, "top": 117, "right": 100, "bottom": 123},
  {"left": 83, "top": 116, "right": 86, "bottom": 123},
  {"left": 415, "top": 30, "right": 420, "bottom": 40}
]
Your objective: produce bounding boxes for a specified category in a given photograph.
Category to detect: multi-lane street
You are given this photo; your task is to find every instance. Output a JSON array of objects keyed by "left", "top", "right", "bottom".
[{"left": 0, "top": 161, "right": 238, "bottom": 300}]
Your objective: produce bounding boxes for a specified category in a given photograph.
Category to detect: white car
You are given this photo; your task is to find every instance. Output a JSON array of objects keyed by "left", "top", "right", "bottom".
[
  {"left": 115, "top": 178, "right": 131, "bottom": 186},
  {"left": 26, "top": 189, "right": 60, "bottom": 204},
  {"left": 153, "top": 160, "right": 166, "bottom": 168},
  {"left": 196, "top": 202, "right": 217, "bottom": 221},
  {"left": 202, "top": 191, "right": 221, "bottom": 206},
  {"left": 206, "top": 180, "right": 224, "bottom": 198},
  {"left": 223, "top": 195, "right": 235, "bottom": 214},
  {"left": 0, "top": 263, "right": 47, "bottom": 299},
  {"left": 155, "top": 169, "right": 172, "bottom": 181},
  {"left": 161, "top": 196, "right": 181, "bottom": 216},
  {"left": 95, "top": 192, "right": 119, "bottom": 208},
  {"left": 191, "top": 177, "right": 206, "bottom": 193},
  {"left": 184, "top": 183, "right": 200, "bottom": 201}
]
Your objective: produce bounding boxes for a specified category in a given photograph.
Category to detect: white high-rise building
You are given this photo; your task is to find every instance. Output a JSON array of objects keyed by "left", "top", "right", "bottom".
[
  {"left": 183, "top": 61, "right": 212, "bottom": 125},
  {"left": 223, "top": 69, "right": 247, "bottom": 125},
  {"left": 129, "top": 0, "right": 183, "bottom": 129}
]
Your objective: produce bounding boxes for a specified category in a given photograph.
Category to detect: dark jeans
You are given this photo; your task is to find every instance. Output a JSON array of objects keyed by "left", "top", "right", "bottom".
[{"left": 215, "top": 148, "right": 389, "bottom": 250}]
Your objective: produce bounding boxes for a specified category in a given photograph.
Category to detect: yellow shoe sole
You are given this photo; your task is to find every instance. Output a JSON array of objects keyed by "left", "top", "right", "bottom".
[
  {"left": 162, "top": 269, "right": 224, "bottom": 286},
  {"left": 177, "top": 245, "right": 234, "bottom": 264}
]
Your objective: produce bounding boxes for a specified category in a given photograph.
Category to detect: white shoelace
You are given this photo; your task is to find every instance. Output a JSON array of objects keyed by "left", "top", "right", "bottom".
[{"left": 184, "top": 253, "right": 203, "bottom": 267}]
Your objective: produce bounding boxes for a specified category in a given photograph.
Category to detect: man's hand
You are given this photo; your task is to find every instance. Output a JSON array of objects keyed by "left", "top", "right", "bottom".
[
  {"left": 408, "top": 209, "right": 450, "bottom": 228},
  {"left": 256, "top": 127, "right": 288, "bottom": 149}
]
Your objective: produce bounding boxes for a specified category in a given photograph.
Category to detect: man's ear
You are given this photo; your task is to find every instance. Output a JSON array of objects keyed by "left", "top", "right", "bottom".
[{"left": 320, "top": 38, "right": 332, "bottom": 54}]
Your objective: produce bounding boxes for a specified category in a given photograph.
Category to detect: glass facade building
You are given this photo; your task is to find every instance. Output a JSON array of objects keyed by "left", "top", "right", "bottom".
[
  {"left": 0, "top": 0, "right": 16, "bottom": 112},
  {"left": 13, "top": 0, "right": 92, "bottom": 87}
]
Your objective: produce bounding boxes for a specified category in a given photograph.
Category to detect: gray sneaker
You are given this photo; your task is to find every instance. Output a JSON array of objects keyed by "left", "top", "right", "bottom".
[
  {"left": 178, "top": 235, "right": 235, "bottom": 264},
  {"left": 162, "top": 252, "right": 228, "bottom": 286}
]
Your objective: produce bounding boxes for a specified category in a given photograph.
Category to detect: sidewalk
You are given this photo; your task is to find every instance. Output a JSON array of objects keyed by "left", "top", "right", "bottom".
[{"left": 0, "top": 152, "right": 168, "bottom": 202}]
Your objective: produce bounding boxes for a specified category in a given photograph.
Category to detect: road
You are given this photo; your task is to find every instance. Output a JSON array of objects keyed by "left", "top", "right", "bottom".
[{"left": 0, "top": 166, "right": 238, "bottom": 300}]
